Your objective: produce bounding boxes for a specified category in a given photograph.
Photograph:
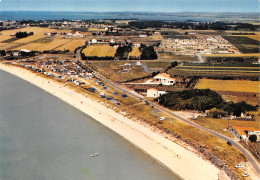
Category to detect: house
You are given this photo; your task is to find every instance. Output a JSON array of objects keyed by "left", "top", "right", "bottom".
[
  {"left": 121, "top": 65, "right": 131, "bottom": 72},
  {"left": 13, "top": 50, "right": 20, "bottom": 57},
  {"left": 147, "top": 88, "right": 167, "bottom": 98},
  {"left": 91, "top": 39, "right": 97, "bottom": 43},
  {"left": 230, "top": 126, "right": 260, "bottom": 141},
  {"left": 153, "top": 73, "right": 176, "bottom": 85}
]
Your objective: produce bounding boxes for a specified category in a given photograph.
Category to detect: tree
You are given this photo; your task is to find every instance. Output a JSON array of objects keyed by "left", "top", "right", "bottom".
[
  {"left": 140, "top": 45, "right": 157, "bottom": 60},
  {"left": 249, "top": 134, "right": 257, "bottom": 142},
  {"left": 171, "top": 61, "right": 178, "bottom": 68}
]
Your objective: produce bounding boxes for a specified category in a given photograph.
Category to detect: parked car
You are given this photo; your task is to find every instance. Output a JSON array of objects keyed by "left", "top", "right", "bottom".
[
  {"left": 227, "top": 141, "right": 232, "bottom": 146},
  {"left": 235, "top": 163, "right": 243, "bottom": 168},
  {"left": 242, "top": 173, "right": 249, "bottom": 177}
]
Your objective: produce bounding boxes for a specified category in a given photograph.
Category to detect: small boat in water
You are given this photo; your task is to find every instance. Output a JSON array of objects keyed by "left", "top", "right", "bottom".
[{"left": 90, "top": 153, "right": 99, "bottom": 157}]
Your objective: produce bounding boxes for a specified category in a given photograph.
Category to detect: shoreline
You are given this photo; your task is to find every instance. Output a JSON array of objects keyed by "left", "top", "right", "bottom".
[{"left": 0, "top": 63, "right": 221, "bottom": 180}]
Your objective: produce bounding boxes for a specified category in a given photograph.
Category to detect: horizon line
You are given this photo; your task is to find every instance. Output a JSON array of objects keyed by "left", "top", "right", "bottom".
[{"left": 1, "top": 10, "right": 259, "bottom": 14}]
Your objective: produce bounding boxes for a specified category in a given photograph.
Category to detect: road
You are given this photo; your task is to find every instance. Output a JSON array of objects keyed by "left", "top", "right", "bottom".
[
  {"left": 197, "top": 53, "right": 205, "bottom": 63},
  {"left": 76, "top": 49, "right": 260, "bottom": 175}
]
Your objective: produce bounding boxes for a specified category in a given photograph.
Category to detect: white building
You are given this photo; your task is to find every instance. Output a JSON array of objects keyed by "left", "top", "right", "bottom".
[
  {"left": 147, "top": 88, "right": 167, "bottom": 98},
  {"left": 153, "top": 73, "right": 176, "bottom": 85},
  {"left": 91, "top": 39, "right": 97, "bottom": 43}
]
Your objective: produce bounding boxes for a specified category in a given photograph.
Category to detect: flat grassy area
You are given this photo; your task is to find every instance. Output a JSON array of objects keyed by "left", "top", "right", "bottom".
[
  {"left": 146, "top": 61, "right": 172, "bottom": 69},
  {"left": 194, "top": 117, "right": 260, "bottom": 139},
  {"left": 128, "top": 47, "right": 141, "bottom": 59},
  {"left": 1, "top": 37, "right": 18, "bottom": 43},
  {"left": 195, "top": 79, "right": 259, "bottom": 93},
  {"left": 13, "top": 43, "right": 43, "bottom": 51},
  {"left": 204, "top": 53, "right": 260, "bottom": 58},
  {"left": 55, "top": 39, "right": 87, "bottom": 51},
  {"left": 159, "top": 30, "right": 187, "bottom": 39},
  {"left": 0, "top": 43, "right": 24, "bottom": 50},
  {"left": 32, "top": 36, "right": 54, "bottom": 43},
  {"left": 0, "top": 27, "right": 75, "bottom": 51},
  {"left": 158, "top": 52, "right": 197, "bottom": 61},
  {"left": 170, "top": 63, "right": 260, "bottom": 79},
  {"left": 70, "top": 27, "right": 89, "bottom": 32},
  {"left": 89, "top": 61, "right": 151, "bottom": 82},
  {"left": 221, "top": 92, "right": 260, "bottom": 106},
  {"left": 223, "top": 36, "right": 260, "bottom": 54}
]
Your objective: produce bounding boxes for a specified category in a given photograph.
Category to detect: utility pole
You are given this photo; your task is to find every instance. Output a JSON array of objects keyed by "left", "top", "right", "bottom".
[{"left": 228, "top": 116, "right": 230, "bottom": 130}]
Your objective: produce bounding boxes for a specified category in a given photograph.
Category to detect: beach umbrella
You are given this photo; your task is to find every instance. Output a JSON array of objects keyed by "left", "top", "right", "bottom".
[
  {"left": 117, "top": 102, "right": 121, "bottom": 106},
  {"left": 103, "top": 87, "right": 107, "bottom": 89},
  {"left": 113, "top": 92, "right": 119, "bottom": 95},
  {"left": 122, "top": 94, "right": 128, "bottom": 98}
]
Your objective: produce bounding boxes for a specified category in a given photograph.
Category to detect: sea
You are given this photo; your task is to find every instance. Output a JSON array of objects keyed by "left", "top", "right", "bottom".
[
  {"left": 0, "top": 11, "right": 213, "bottom": 21},
  {"left": 0, "top": 70, "right": 180, "bottom": 180}
]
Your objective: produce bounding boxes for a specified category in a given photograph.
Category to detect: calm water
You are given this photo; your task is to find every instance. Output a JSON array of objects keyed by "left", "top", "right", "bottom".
[
  {"left": 0, "top": 11, "right": 213, "bottom": 21},
  {"left": 0, "top": 70, "right": 180, "bottom": 180}
]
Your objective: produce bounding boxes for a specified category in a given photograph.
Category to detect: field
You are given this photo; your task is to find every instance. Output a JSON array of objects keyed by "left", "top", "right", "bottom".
[
  {"left": 0, "top": 43, "right": 22, "bottom": 50},
  {"left": 171, "top": 63, "right": 260, "bottom": 78},
  {"left": 195, "top": 78, "right": 260, "bottom": 105},
  {"left": 158, "top": 52, "right": 197, "bottom": 61},
  {"left": 195, "top": 117, "right": 260, "bottom": 139},
  {"left": 146, "top": 61, "right": 172, "bottom": 69},
  {"left": 82, "top": 44, "right": 117, "bottom": 57},
  {"left": 195, "top": 79, "right": 259, "bottom": 93},
  {"left": 0, "top": 27, "right": 88, "bottom": 52},
  {"left": 87, "top": 28, "right": 107, "bottom": 32},
  {"left": 128, "top": 47, "right": 141, "bottom": 58},
  {"left": 233, "top": 35, "right": 260, "bottom": 41},
  {"left": 204, "top": 53, "right": 260, "bottom": 58},
  {"left": 88, "top": 61, "right": 151, "bottom": 82},
  {"left": 159, "top": 30, "right": 187, "bottom": 39},
  {"left": 223, "top": 36, "right": 260, "bottom": 54},
  {"left": 13, "top": 43, "right": 44, "bottom": 51},
  {"left": 55, "top": 39, "right": 87, "bottom": 51}
]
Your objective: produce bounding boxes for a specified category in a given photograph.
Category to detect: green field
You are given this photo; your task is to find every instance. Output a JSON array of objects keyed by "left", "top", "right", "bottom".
[
  {"left": 169, "top": 63, "right": 260, "bottom": 78},
  {"left": 223, "top": 36, "right": 260, "bottom": 53},
  {"left": 159, "top": 31, "right": 187, "bottom": 39}
]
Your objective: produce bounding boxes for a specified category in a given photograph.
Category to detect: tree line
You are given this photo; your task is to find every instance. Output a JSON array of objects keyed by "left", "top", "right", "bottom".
[
  {"left": 15, "top": 31, "right": 34, "bottom": 38},
  {"left": 156, "top": 89, "right": 256, "bottom": 117}
]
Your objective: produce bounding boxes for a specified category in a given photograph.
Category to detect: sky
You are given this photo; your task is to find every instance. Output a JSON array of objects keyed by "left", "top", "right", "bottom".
[{"left": 0, "top": 0, "right": 259, "bottom": 12}]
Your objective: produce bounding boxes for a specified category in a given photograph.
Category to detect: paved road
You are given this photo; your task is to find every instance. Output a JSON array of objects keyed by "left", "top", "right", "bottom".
[
  {"left": 76, "top": 49, "right": 260, "bottom": 175},
  {"left": 197, "top": 53, "right": 205, "bottom": 63}
]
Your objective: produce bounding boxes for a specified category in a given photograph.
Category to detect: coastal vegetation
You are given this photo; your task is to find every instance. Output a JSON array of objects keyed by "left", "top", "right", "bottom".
[{"left": 156, "top": 89, "right": 256, "bottom": 116}]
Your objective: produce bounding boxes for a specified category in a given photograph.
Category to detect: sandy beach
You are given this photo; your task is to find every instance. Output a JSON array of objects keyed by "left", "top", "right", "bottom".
[{"left": 0, "top": 63, "right": 222, "bottom": 180}]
